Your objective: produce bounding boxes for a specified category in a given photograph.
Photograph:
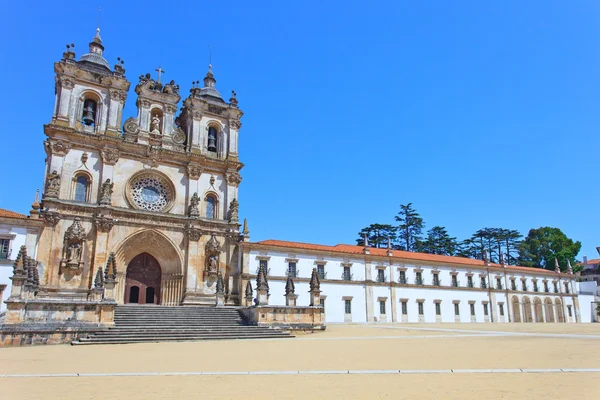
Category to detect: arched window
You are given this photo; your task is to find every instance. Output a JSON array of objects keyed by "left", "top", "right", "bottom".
[
  {"left": 74, "top": 175, "right": 89, "bottom": 202},
  {"left": 82, "top": 98, "right": 97, "bottom": 126},
  {"left": 206, "top": 195, "right": 216, "bottom": 219},
  {"left": 207, "top": 127, "right": 218, "bottom": 152}
]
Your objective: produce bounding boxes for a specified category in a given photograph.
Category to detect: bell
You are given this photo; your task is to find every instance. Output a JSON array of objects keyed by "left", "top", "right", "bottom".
[
  {"left": 207, "top": 137, "right": 217, "bottom": 152},
  {"left": 82, "top": 105, "right": 95, "bottom": 126}
]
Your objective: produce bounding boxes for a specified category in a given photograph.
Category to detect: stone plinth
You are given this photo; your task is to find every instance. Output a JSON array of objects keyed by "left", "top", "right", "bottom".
[{"left": 240, "top": 305, "right": 325, "bottom": 331}]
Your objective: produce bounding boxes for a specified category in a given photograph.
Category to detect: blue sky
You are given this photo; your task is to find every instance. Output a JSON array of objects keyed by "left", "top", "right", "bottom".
[{"left": 1, "top": 1, "right": 598, "bottom": 259}]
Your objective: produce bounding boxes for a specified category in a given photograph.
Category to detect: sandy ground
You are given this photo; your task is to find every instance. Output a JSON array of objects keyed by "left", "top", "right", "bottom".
[{"left": 2, "top": 323, "right": 600, "bottom": 399}]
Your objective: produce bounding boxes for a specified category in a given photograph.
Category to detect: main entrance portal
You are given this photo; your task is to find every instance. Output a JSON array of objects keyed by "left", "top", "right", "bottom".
[{"left": 125, "top": 253, "right": 161, "bottom": 304}]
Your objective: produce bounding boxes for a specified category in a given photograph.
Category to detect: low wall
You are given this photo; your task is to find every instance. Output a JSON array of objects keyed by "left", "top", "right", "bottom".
[
  {"left": 0, "top": 298, "right": 116, "bottom": 347},
  {"left": 241, "top": 305, "right": 326, "bottom": 331}
]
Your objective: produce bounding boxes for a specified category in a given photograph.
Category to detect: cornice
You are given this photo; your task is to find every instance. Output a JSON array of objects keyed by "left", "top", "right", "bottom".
[{"left": 43, "top": 124, "right": 244, "bottom": 173}]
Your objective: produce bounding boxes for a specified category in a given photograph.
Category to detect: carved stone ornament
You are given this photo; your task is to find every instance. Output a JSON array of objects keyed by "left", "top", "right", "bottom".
[
  {"left": 101, "top": 148, "right": 120, "bottom": 165},
  {"left": 192, "top": 110, "right": 202, "bottom": 120},
  {"left": 44, "top": 139, "right": 71, "bottom": 156},
  {"left": 140, "top": 99, "right": 152, "bottom": 108},
  {"left": 60, "top": 217, "right": 87, "bottom": 273},
  {"left": 172, "top": 127, "right": 186, "bottom": 144},
  {"left": 227, "top": 172, "right": 242, "bottom": 186},
  {"left": 165, "top": 105, "right": 178, "bottom": 114},
  {"left": 229, "top": 119, "right": 242, "bottom": 130},
  {"left": 123, "top": 117, "right": 140, "bottom": 135},
  {"left": 184, "top": 222, "right": 201, "bottom": 241},
  {"left": 93, "top": 213, "right": 114, "bottom": 232},
  {"left": 228, "top": 198, "right": 239, "bottom": 222},
  {"left": 99, "top": 179, "right": 114, "bottom": 205},
  {"left": 60, "top": 77, "right": 75, "bottom": 89},
  {"left": 208, "top": 105, "right": 224, "bottom": 115},
  {"left": 109, "top": 89, "right": 127, "bottom": 102},
  {"left": 187, "top": 164, "right": 202, "bottom": 180},
  {"left": 206, "top": 233, "right": 221, "bottom": 256},
  {"left": 40, "top": 210, "right": 60, "bottom": 226},
  {"left": 44, "top": 170, "right": 61, "bottom": 198}
]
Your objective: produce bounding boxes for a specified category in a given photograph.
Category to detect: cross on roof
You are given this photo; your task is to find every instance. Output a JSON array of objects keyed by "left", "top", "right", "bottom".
[{"left": 155, "top": 66, "right": 165, "bottom": 83}]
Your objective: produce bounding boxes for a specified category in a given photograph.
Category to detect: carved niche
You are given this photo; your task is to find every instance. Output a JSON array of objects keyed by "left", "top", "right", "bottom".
[
  {"left": 204, "top": 233, "right": 221, "bottom": 279},
  {"left": 60, "top": 218, "right": 87, "bottom": 274}
]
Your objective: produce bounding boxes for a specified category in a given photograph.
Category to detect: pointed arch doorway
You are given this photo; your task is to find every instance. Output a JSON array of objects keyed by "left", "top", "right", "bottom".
[{"left": 125, "top": 253, "right": 161, "bottom": 304}]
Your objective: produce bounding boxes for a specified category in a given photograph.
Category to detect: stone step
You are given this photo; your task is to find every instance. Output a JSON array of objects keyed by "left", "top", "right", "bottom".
[
  {"left": 91, "top": 331, "right": 284, "bottom": 338},
  {"left": 72, "top": 334, "right": 293, "bottom": 345}
]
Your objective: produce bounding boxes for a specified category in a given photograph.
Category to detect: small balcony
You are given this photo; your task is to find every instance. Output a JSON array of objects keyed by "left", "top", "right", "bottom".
[
  {"left": 376, "top": 275, "right": 387, "bottom": 283},
  {"left": 451, "top": 280, "right": 459, "bottom": 288},
  {"left": 286, "top": 269, "right": 299, "bottom": 278},
  {"left": 415, "top": 277, "right": 424, "bottom": 285},
  {"left": 432, "top": 279, "right": 441, "bottom": 287},
  {"left": 398, "top": 277, "right": 407, "bottom": 284},
  {"left": 317, "top": 271, "right": 327, "bottom": 280},
  {"left": 496, "top": 283, "right": 503, "bottom": 290},
  {"left": 0, "top": 249, "right": 11, "bottom": 260},
  {"left": 467, "top": 281, "right": 474, "bottom": 288},
  {"left": 342, "top": 272, "right": 353, "bottom": 281}
]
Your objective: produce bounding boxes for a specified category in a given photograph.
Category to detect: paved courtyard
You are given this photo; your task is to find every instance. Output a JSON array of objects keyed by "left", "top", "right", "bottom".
[{"left": 2, "top": 323, "right": 600, "bottom": 399}]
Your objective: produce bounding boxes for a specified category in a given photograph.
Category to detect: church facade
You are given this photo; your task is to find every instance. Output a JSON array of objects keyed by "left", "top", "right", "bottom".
[
  {"left": 0, "top": 29, "right": 586, "bottom": 345},
  {"left": 36, "top": 28, "right": 245, "bottom": 308}
]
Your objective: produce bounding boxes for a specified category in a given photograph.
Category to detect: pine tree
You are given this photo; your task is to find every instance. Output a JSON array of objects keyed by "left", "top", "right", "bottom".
[
  {"left": 356, "top": 224, "right": 397, "bottom": 248},
  {"left": 394, "top": 203, "right": 424, "bottom": 252},
  {"left": 421, "top": 226, "right": 458, "bottom": 256}
]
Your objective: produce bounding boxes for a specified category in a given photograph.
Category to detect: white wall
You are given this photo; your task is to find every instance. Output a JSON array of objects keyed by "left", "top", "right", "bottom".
[{"left": 0, "top": 225, "right": 28, "bottom": 312}]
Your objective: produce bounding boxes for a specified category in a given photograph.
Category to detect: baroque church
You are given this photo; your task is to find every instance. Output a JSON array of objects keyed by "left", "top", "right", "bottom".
[
  {"left": 0, "top": 28, "right": 589, "bottom": 346},
  {"left": 39, "top": 28, "right": 245, "bottom": 307}
]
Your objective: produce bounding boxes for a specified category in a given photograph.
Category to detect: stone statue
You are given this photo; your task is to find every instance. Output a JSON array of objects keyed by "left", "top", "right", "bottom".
[
  {"left": 208, "top": 255, "right": 218, "bottom": 273},
  {"left": 188, "top": 192, "right": 200, "bottom": 218},
  {"left": 150, "top": 114, "right": 161, "bottom": 134},
  {"left": 45, "top": 170, "right": 61, "bottom": 198},
  {"left": 228, "top": 198, "right": 239, "bottom": 222},
  {"left": 99, "top": 179, "right": 114, "bottom": 205},
  {"left": 66, "top": 242, "right": 82, "bottom": 262}
]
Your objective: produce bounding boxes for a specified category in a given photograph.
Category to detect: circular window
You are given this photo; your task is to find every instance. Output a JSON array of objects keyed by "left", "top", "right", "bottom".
[{"left": 126, "top": 172, "right": 175, "bottom": 212}]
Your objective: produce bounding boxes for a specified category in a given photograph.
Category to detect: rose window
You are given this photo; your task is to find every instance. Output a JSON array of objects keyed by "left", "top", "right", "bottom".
[{"left": 130, "top": 176, "right": 169, "bottom": 211}]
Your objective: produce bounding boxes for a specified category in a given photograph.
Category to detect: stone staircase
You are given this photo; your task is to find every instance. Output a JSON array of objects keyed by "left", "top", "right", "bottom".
[{"left": 71, "top": 305, "right": 293, "bottom": 345}]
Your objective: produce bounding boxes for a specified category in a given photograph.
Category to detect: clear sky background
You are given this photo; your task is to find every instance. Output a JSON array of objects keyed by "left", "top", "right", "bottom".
[{"left": 1, "top": 1, "right": 598, "bottom": 259}]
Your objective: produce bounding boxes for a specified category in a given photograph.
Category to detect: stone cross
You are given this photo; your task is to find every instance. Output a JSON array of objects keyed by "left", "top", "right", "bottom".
[{"left": 155, "top": 66, "right": 165, "bottom": 83}]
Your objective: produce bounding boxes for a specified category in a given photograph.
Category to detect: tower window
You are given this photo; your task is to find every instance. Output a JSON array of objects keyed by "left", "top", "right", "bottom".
[
  {"left": 206, "top": 195, "right": 216, "bottom": 219},
  {"left": 74, "top": 175, "right": 89, "bottom": 202},
  {"left": 82, "top": 99, "right": 97, "bottom": 126},
  {"left": 207, "top": 127, "right": 218, "bottom": 152}
]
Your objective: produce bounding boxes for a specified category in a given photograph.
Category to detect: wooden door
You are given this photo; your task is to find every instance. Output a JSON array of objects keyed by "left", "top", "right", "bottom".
[{"left": 124, "top": 253, "right": 161, "bottom": 304}]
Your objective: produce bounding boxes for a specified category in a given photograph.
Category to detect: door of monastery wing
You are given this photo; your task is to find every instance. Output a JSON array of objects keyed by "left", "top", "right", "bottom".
[{"left": 125, "top": 253, "right": 162, "bottom": 304}]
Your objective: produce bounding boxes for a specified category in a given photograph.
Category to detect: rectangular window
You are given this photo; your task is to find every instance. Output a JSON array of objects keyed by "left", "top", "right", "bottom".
[
  {"left": 319, "top": 298, "right": 325, "bottom": 310},
  {"left": 435, "top": 302, "right": 441, "bottom": 315},
  {"left": 377, "top": 269, "right": 385, "bottom": 283},
  {"left": 553, "top": 282, "right": 559, "bottom": 293},
  {"left": 544, "top": 282, "right": 549, "bottom": 293},
  {"left": 480, "top": 277, "right": 487, "bottom": 289},
  {"left": 433, "top": 273, "right": 440, "bottom": 286},
  {"left": 522, "top": 280, "right": 527, "bottom": 291},
  {"left": 259, "top": 259, "right": 268, "bottom": 272},
  {"left": 454, "top": 303, "right": 460, "bottom": 316},
  {"left": 343, "top": 266, "right": 352, "bottom": 281},
  {"left": 344, "top": 299, "right": 352, "bottom": 314},
  {"left": 499, "top": 304, "right": 504, "bottom": 316},
  {"left": 483, "top": 303, "right": 489, "bottom": 316},
  {"left": 0, "top": 239, "right": 9, "bottom": 260},
  {"left": 467, "top": 276, "right": 474, "bottom": 288},
  {"left": 451, "top": 275, "right": 458, "bottom": 287},
  {"left": 317, "top": 265, "right": 325, "bottom": 280},
  {"left": 416, "top": 272, "right": 423, "bottom": 285},
  {"left": 379, "top": 300, "right": 386, "bottom": 315},
  {"left": 470, "top": 303, "right": 475, "bottom": 316},
  {"left": 564, "top": 283, "right": 570, "bottom": 294},
  {"left": 533, "top": 281, "right": 539, "bottom": 292},
  {"left": 496, "top": 278, "right": 502, "bottom": 290},
  {"left": 567, "top": 305, "right": 572, "bottom": 317},
  {"left": 288, "top": 262, "right": 297, "bottom": 278},
  {"left": 401, "top": 301, "right": 408, "bottom": 315},
  {"left": 511, "top": 279, "right": 517, "bottom": 291},
  {"left": 418, "top": 302, "right": 424, "bottom": 315},
  {"left": 399, "top": 270, "right": 407, "bottom": 284}
]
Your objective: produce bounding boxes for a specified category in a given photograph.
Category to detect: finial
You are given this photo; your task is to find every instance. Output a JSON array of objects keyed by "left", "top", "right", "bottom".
[
  {"left": 363, "top": 233, "right": 369, "bottom": 248},
  {"left": 209, "top": 44, "right": 212, "bottom": 70},
  {"left": 499, "top": 253, "right": 506, "bottom": 265},
  {"left": 32, "top": 189, "right": 40, "bottom": 209},
  {"left": 285, "top": 275, "right": 295, "bottom": 296},
  {"left": 309, "top": 268, "right": 321, "bottom": 292},
  {"left": 554, "top": 258, "right": 560, "bottom": 273},
  {"left": 229, "top": 90, "right": 238, "bottom": 107},
  {"left": 155, "top": 66, "right": 165, "bottom": 84},
  {"left": 242, "top": 218, "right": 249, "bottom": 235},
  {"left": 567, "top": 259, "right": 573, "bottom": 274}
]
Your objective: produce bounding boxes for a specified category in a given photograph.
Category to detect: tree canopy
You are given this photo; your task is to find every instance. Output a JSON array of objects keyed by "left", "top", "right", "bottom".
[
  {"left": 394, "top": 203, "right": 424, "bottom": 251},
  {"left": 518, "top": 227, "right": 581, "bottom": 271}
]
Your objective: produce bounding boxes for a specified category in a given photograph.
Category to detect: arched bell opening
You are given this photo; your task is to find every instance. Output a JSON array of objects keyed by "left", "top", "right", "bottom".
[{"left": 124, "top": 252, "right": 161, "bottom": 305}]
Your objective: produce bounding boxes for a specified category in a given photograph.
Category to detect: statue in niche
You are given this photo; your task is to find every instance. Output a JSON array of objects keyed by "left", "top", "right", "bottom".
[
  {"left": 150, "top": 114, "right": 161, "bottom": 134},
  {"left": 45, "top": 170, "right": 61, "bottom": 198},
  {"left": 204, "top": 233, "right": 221, "bottom": 279},
  {"left": 66, "top": 242, "right": 82, "bottom": 263},
  {"left": 188, "top": 192, "right": 200, "bottom": 218},
  {"left": 99, "top": 179, "right": 114, "bottom": 205},
  {"left": 208, "top": 255, "right": 218, "bottom": 274},
  {"left": 228, "top": 198, "right": 239, "bottom": 222},
  {"left": 60, "top": 218, "right": 87, "bottom": 273}
]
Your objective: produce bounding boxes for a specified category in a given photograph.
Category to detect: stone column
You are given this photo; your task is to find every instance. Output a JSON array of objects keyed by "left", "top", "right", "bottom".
[
  {"left": 55, "top": 77, "right": 74, "bottom": 125},
  {"left": 182, "top": 225, "right": 201, "bottom": 304},
  {"left": 364, "top": 260, "right": 374, "bottom": 322},
  {"left": 107, "top": 90, "right": 126, "bottom": 135},
  {"left": 215, "top": 273, "right": 225, "bottom": 307}
]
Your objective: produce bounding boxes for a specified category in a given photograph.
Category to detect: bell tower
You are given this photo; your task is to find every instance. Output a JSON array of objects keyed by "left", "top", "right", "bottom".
[{"left": 52, "top": 28, "right": 129, "bottom": 135}]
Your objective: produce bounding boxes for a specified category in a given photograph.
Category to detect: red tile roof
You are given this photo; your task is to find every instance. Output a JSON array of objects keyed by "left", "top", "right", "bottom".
[
  {"left": 585, "top": 258, "right": 600, "bottom": 265},
  {"left": 0, "top": 208, "right": 28, "bottom": 220},
  {"left": 251, "top": 239, "right": 563, "bottom": 276}
]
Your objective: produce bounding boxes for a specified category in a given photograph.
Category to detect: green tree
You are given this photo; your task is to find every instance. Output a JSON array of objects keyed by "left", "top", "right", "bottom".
[
  {"left": 456, "top": 237, "right": 479, "bottom": 259},
  {"left": 356, "top": 224, "right": 397, "bottom": 248},
  {"left": 394, "top": 203, "right": 424, "bottom": 252},
  {"left": 518, "top": 227, "right": 581, "bottom": 271},
  {"left": 421, "top": 226, "right": 458, "bottom": 256},
  {"left": 496, "top": 229, "right": 523, "bottom": 265}
]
